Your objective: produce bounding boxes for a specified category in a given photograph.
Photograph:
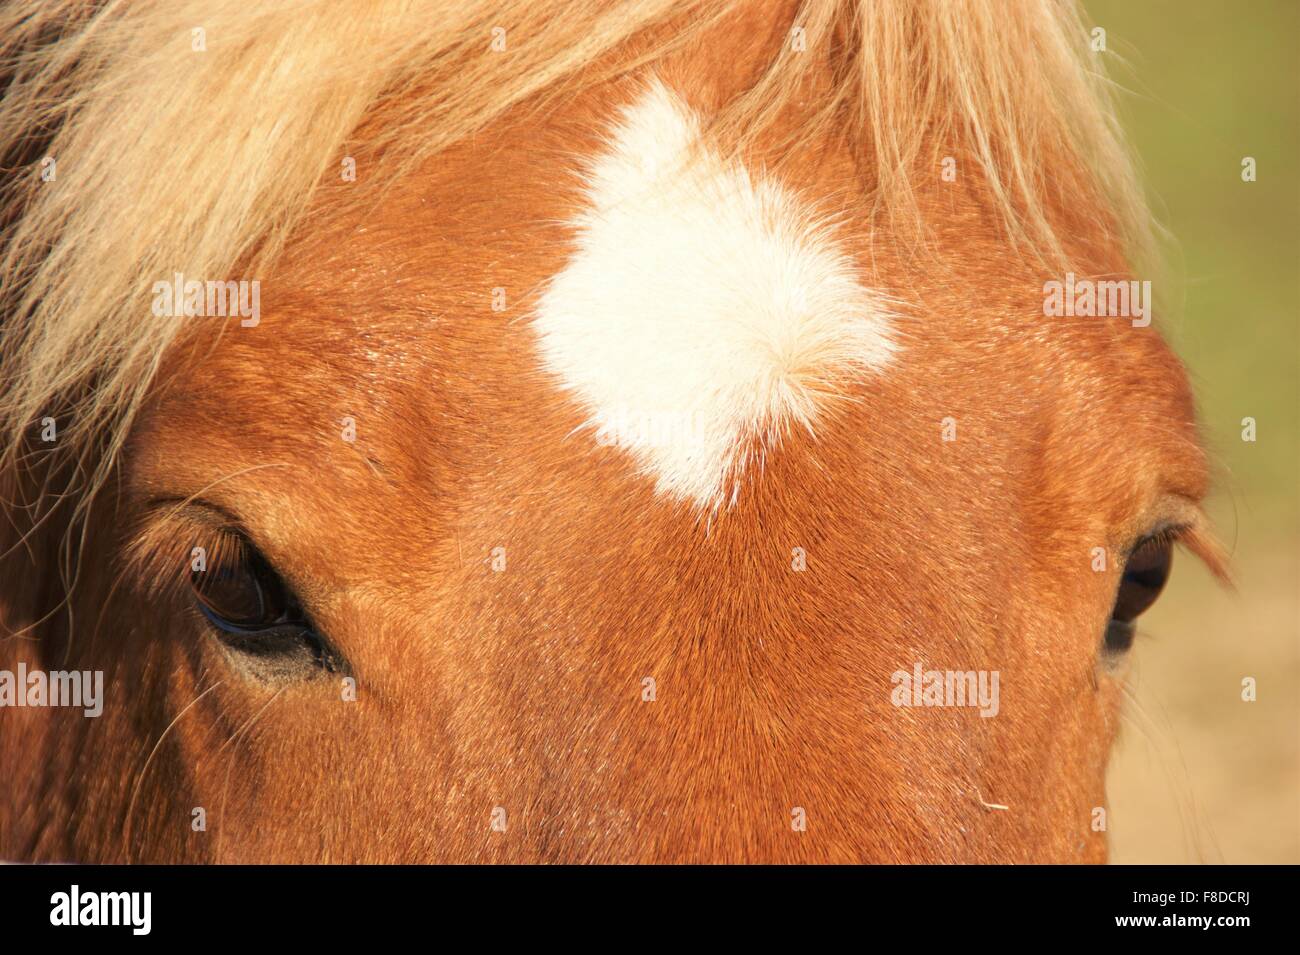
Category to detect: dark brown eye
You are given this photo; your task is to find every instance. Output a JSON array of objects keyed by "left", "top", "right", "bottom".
[
  {"left": 190, "top": 542, "right": 343, "bottom": 677},
  {"left": 192, "top": 546, "right": 290, "bottom": 631},
  {"left": 1104, "top": 531, "right": 1176, "bottom": 654}
]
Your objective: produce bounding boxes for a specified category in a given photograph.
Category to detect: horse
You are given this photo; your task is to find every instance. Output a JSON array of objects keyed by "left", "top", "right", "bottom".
[{"left": 0, "top": 0, "right": 1227, "bottom": 863}]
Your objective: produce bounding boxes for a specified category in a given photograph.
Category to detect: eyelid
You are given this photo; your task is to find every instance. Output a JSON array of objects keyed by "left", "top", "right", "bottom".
[
  {"left": 128, "top": 498, "right": 271, "bottom": 603},
  {"left": 1131, "top": 502, "right": 1231, "bottom": 587},
  {"left": 1129, "top": 522, "right": 1188, "bottom": 557},
  {"left": 142, "top": 495, "right": 247, "bottom": 536}
]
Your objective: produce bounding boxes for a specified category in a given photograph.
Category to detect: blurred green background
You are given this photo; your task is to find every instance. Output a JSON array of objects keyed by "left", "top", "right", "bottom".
[{"left": 1085, "top": 0, "right": 1298, "bottom": 863}]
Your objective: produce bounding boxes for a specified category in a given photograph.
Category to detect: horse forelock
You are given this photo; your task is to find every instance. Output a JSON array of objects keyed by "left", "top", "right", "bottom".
[{"left": 0, "top": 0, "right": 1150, "bottom": 513}]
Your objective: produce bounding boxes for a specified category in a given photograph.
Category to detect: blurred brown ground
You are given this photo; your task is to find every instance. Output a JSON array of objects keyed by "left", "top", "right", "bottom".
[
  {"left": 1107, "top": 541, "right": 1299, "bottom": 863},
  {"left": 1086, "top": 0, "right": 1299, "bottom": 863}
]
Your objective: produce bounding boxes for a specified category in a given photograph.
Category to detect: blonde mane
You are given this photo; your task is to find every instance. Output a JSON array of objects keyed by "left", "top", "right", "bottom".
[{"left": 0, "top": 0, "right": 1150, "bottom": 515}]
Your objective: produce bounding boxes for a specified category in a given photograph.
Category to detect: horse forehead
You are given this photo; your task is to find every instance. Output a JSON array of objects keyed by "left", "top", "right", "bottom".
[
  {"left": 166, "top": 76, "right": 1191, "bottom": 526},
  {"left": 242, "top": 79, "right": 899, "bottom": 508}
]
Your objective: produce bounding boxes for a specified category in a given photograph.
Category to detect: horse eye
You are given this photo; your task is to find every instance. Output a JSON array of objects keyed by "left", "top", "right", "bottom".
[
  {"left": 1103, "top": 532, "right": 1175, "bottom": 655},
  {"left": 190, "top": 545, "right": 343, "bottom": 676},
  {"left": 192, "top": 545, "right": 288, "bottom": 630}
]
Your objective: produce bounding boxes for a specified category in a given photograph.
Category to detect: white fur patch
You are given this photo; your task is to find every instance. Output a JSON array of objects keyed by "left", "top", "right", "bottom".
[{"left": 533, "top": 79, "right": 897, "bottom": 509}]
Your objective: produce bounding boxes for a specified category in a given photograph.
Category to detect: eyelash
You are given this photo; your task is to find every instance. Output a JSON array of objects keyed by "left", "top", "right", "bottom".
[
  {"left": 1129, "top": 523, "right": 1187, "bottom": 559},
  {"left": 127, "top": 510, "right": 247, "bottom": 602},
  {"left": 194, "top": 525, "right": 248, "bottom": 577}
]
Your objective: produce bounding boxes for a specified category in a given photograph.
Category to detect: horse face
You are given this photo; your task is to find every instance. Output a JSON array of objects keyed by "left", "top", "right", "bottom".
[{"left": 39, "top": 80, "right": 1202, "bottom": 865}]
